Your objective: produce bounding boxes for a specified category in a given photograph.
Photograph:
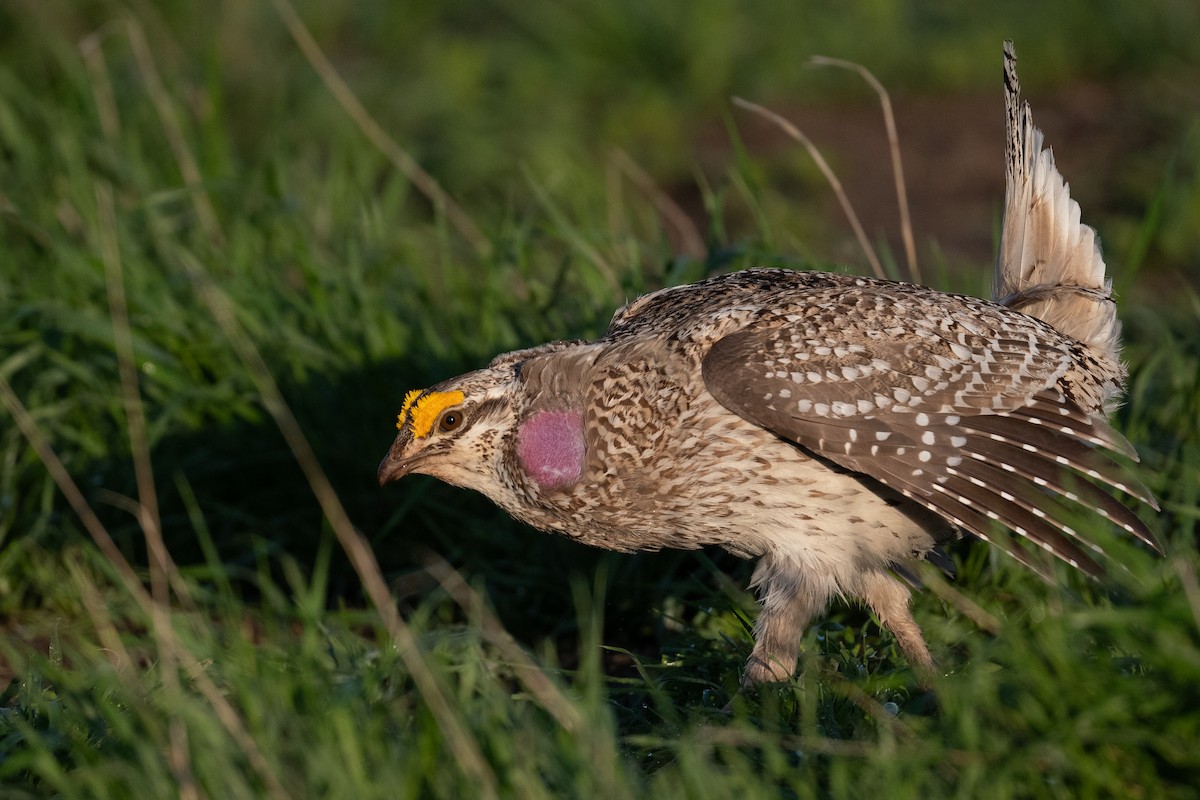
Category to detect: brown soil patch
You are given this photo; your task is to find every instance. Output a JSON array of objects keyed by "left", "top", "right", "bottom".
[{"left": 678, "top": 79, "right": 1188, "bottom": 282}]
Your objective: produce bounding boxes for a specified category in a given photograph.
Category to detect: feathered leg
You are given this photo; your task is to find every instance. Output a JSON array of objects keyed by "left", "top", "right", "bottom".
[
  {"left": 858, "top": 570, "right": 935, "bottom": 685},
  {"left": 743, "top": 552, "right": 830, "bottom": 686}
]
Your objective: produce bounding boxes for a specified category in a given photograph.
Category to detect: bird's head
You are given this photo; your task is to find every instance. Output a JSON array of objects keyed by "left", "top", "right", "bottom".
[
  {"left": 377, "top": 366, "right": 521, "bottom": 499},
  {"left": 380, "top": 341, "right": 592, "bottom": 513}
]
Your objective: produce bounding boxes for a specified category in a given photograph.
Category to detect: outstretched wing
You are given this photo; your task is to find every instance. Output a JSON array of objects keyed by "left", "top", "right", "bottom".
[{"left": 701, "top": 299, "right": 1157, "bottom": 577}]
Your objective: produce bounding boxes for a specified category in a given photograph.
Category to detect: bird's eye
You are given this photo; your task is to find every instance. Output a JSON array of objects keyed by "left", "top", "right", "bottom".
[{"left": 438, "top": 410, "right": 463, "bottom": 433}]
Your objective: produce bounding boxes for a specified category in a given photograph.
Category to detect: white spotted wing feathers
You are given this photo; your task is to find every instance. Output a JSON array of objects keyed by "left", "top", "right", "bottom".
[{"left": 701, "top": 282, "right": 1157, "bottom": 576}]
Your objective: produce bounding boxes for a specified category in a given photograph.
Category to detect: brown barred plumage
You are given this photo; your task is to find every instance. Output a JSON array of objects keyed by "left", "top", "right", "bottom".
[{"left": 379, "top": 43, "right": 1158, "bottom": 687}]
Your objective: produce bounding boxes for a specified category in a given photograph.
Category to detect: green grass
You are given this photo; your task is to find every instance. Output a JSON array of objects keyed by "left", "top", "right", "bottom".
[{"left": 2, "top": 1, "right": 1199, "bottom": 797}]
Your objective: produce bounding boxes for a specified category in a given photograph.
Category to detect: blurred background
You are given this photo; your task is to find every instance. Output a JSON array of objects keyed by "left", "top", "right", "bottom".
[
  {"left": 3, "top": 0, "right": 1198, "bottom": 643},
  {"left": 9, "top": 0, "right": 1200, "bottom": 276},
  {"left": 1, "top": 1, "right": 1199, "bottom": 794}
]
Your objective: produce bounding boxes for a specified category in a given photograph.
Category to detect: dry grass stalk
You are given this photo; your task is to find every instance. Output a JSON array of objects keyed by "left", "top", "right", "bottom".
[
  {"left": 732, "top": 96, "right": 887, "bottom": 280},
  {"left": 270, "top": 0, "right": 490, "bottom": 257},
  {"left": 179, "top": 251, "right": 500, "bottom": 799},
  {"left": 612, "top": 148, "right": 707, "bottom": 260},
  {"left": 809, "top": 56, "right": 920, "bottom": 283}
]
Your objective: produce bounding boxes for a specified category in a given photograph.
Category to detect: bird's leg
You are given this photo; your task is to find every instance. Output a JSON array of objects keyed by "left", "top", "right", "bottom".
[
  {"left": 858, "top": 570, "right": 935, "bottom": 686},
  {"left": 742, "top": 555, "right": 827, "bottom": 687}
]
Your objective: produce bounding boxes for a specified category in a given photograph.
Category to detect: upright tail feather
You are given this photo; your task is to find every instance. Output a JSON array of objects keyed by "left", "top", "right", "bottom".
[{"left": 994, "top": 41, "right": 1122, "bottom": 369}]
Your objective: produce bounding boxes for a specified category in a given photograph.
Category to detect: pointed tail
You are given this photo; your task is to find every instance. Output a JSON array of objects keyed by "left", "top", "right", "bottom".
[{"left": 994, "top": 42, "right": 1121, "bottom": 369}]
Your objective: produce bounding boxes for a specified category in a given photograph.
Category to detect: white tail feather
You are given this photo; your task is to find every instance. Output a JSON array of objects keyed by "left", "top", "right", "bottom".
[{"left": 994, "top": 41, "right": 1121, "bottom": 364}]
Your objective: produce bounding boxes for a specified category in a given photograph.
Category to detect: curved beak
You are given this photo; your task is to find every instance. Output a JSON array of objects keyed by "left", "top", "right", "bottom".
[
  {"left": 377, "top": 437, "right": 419, "bottom": 486},
  {"left": 377, "top": 452, "right": 411, "bottom": 486}
]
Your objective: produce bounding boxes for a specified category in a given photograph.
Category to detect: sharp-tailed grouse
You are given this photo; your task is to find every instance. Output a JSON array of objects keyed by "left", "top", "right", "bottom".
[{"left": 379, "top": 42, "right": 1157, "bottom": 687}]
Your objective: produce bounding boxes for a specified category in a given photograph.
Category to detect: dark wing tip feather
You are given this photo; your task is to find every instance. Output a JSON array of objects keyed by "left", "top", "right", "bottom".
[
  {"left": 704, "top": 331, "right": 1159, "bottom": 574},
  {"left": 961, "top": 413, "right": 1160, "bottom": 549}
]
